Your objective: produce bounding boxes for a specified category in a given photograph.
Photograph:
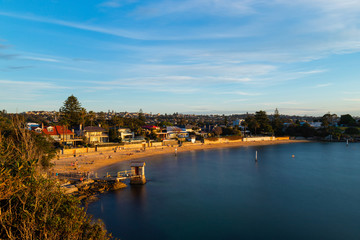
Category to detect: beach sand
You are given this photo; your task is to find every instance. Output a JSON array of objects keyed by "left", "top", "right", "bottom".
[{"left": 51, "top": 139, "right": 309, "bottom": 175}]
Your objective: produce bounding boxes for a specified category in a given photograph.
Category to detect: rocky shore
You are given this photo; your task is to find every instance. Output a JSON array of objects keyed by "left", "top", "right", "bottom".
[{"left": 61, "top": 178, "right": 127, "bottom": 204}]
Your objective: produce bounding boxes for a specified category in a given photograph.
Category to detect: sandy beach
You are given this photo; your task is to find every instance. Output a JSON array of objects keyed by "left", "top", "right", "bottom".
[{"left": 51, "top": 139, "right": 309, "bottom": 175}]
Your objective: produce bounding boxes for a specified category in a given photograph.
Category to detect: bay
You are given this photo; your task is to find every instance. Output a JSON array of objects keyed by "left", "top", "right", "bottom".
[{"left": 87, "top": 142, "right": 360, "bottom": 240}]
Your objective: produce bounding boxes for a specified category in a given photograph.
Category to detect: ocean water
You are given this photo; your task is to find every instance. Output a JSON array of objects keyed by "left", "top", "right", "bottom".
[{"left": 87, "top": 142, "right": 360, "bottom": 240}]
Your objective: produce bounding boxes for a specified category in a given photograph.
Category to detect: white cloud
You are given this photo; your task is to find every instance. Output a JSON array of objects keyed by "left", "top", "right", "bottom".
[
  {"left": 312, "top": 83, "right": 333, "bottom": 88},
  {"left": 133, "top": 0, "right": 258, "bottom": 18},
  {"left": 21, "top": 56, "right": 60, "bottom": 63},
  {"left": 217, "top": 91, "right": 261, "bottom": 96}
]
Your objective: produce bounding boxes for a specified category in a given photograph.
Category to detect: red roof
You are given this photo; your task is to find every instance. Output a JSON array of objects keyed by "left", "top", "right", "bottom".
[
  {"left": 42, "top": 126, "right": 74, "bottom": 136},
  {"left": 142, "top": 125, "right": 160, "bottom": 130}
]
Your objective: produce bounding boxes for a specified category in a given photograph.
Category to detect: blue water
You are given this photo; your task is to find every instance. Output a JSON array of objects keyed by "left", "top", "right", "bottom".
[{"left": 87, "top": 142, "right": 360, "bottom": 240}]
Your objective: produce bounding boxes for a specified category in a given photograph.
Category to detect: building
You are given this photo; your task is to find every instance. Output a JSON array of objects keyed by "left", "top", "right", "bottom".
[
  {"left": 40, "top": 125, "right": 79, "bottom": 145},
  {"left": 166, "top": 126, "right": 189, "bottom": 140},
  {"left": 83, "top": 126, "right": 109, "bottom": 144},
  {"left": 233, "top": 119, "right": 245, "bottom": 127},
  {"left": 118, "top": 128, "right": 134, "bottom": 142}
]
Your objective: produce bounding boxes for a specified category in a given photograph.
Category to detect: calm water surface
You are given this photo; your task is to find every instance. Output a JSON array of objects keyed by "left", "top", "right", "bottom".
[{"left": 87, "top": 142, "right": 360, "bottom": 240}]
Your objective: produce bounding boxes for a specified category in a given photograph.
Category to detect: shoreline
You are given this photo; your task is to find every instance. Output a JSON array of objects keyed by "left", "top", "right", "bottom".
[{"left": 51, "top": 139, "right": 310, "bottom": 175}]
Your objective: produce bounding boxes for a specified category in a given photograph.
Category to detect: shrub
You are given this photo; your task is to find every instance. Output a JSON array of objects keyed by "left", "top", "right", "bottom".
[{"left": 0, "top": 118, "right": 112, "bottom": 240}]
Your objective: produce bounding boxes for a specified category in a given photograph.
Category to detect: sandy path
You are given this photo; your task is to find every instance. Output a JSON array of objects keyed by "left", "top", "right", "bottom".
[{"left": 51, "top": 140, "right": 310, "bottom": 175}]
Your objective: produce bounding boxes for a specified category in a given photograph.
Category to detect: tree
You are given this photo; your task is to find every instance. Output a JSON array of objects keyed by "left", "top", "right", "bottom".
[
  {"left": 59, "top": 95, "right": 86, "bottom": 128},
  {"left": 224, "top": 115, "right": 228, "bottom": 126},
  {"left": 213, "top": 126, "right": 223, "bottom": 137},
  {"left": 272, "top": 108, "right": 283, "bottom": 136},
  {"left": 344, "top": 127, "right": 360, "bottom": 135},
  {"left": 241, "top": 121, "right": 248, "bottom": 137},
  {"left": 96, "top": 111, "right": 107, "bottom": 127},
  {"left": 321, "top": 112, "right": 337, "bottom": 128},
  {"left": 339, "top": 114, "right": 357, "bottom": 126},
  {"left": 86, "top": 111, "right": 96, "bottom": 126},
  {"left": 0, "top": 118, "right": 112, "bottom": 239},
  {"left": 245, "top": 115, "right": 259, "bottom": 135},
  {"left": 254, "top": 110, "right": 273, "bottom": 134},
  {"left": 138, "top": 109, "right": 146, "bottom": 122}
]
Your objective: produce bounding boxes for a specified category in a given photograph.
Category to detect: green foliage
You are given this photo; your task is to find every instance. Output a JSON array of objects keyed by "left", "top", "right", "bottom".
[
  {"left": 59, "top": 95, "right": 86, "bottom": 128},
  {"left": 0, "top": 118, "right": 112, "bottom": 240},
  {"left": 1, "top": 118, "right": 57, "bottom": 169},
  {"left": 245, "top": 111, "right": 275, "bottom": 135},
  {"left": 284, "top": 123, "right": 316, "bottom": 138},
  {"left": 321, "top": 112, "right": 337, "bottom": 128},
  {"left": 158, "top": 121, "right": 173, "bottom": 127},
  {"left": 149, "top": 130, "right": 159, "bottom": 140},
  {"left": 138, "top": 109, "right": 146, "bottom": 122},
  {"left": 272, "top": 108, "right": 284, "bottom": 136},
  {"left": 344, "top": 127, "right": 360, "bottom": 135},
  {"left": 108, "top": 128, "right": 121, "bottom": 143},
  {"left": 339, "top": 114, "right": 357, "bottom": 127},
  {"left": 255, "top": 110, "right": 273, "bottom": 134},
  {"left": 221, "top": 127, "right": 242, "bottom": 136},
  {"left": 213, "top": 126, "right": 223, "bottom": 136}
]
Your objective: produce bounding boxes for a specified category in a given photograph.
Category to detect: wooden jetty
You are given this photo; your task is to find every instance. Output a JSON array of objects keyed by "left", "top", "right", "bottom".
[{"left": 95, "top": 161, "right": 146, "bottom": 185}]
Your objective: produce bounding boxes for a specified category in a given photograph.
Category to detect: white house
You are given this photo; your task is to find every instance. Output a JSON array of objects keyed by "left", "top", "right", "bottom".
[{"left": 118, "top": 128, "right": 135, "bottom": 142}]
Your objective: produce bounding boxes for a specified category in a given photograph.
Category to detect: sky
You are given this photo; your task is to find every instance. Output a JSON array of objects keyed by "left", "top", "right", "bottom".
[{"left": 0, "top": 0, "right": 360, "bottom": 116}]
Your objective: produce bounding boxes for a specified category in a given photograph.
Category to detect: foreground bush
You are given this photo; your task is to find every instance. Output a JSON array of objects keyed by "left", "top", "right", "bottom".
[{"left": 0, "top": 119, "right": 112, "bottom": 240}]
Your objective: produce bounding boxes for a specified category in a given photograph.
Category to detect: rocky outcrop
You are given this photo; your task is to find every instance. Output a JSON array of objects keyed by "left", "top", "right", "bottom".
[{"left": 60, "top": 179, "right": 127, "bottom": 203}]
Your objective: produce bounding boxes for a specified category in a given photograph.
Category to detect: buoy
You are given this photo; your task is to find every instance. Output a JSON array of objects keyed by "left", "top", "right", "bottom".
[
  {"left": 255, "top": 151, "right": 258, "bottom": 161},
  {"left": 292, "top": 155, "right": 295, "bottom": 158}
]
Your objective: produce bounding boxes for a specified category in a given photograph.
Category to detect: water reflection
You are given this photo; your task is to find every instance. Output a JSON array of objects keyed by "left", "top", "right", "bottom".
[{"left": 88, "top": 142, "right": 360, "bottom": 240}]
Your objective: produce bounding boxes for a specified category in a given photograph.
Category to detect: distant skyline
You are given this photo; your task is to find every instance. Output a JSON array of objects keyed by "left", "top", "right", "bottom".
[{"left": 1, "top": 0, "right": 360, "bottom": 116}]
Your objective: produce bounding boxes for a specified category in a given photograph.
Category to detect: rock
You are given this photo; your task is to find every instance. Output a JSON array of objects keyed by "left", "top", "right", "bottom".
[
  {"left": 112, "top": 181, "right": 127, "bottom": 190},
  {"left": 62, "top": 185, "right": 78, "bottom": 194}
]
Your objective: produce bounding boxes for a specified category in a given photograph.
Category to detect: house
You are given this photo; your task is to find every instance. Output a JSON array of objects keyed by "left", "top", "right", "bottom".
[
  {"left": 308, "top": 122, "right": 322, "bottom": 129},
  {"left": 232, "top": 119, "right": 245, "bottom": 127},
  {"left": 142, "top": 125, "right": 160, "bottom": 131},
  {"left": 118, "top": 128, "right": 134, "bottom": 142},
  {"left": 41, "top": 125, "right": 78, "bottom": 145},
  {"left": 83, "top": 126, "right": 109, "bottom": 144},
  {"left": 166, "top": 126, "right": 189, "bottom": 140},
  {"left": 27, "top": 122, "right": 40, "bottom": 130}
]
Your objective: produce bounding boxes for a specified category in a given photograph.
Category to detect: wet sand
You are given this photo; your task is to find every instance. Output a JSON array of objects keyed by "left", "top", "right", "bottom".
[{"left": 51, "top": 140, "right": 309, "bottom": 174}]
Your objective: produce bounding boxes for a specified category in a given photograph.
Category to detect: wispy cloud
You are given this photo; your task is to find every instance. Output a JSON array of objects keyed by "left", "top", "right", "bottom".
[
  {"left": 312, "top": 83, "right": 333, "bottom": 88},
  {"left": 21, "top": 56, "right": 60, "bottom": 62},
  {"left": 0, "top": 11, "right": 258, "bottom": 40},
  {"left": 99, "top": 0, "right": 122, "bottom": 8},
  {"left": 224, "top": 99, "right": 249, "bottom": 103},
  {"left": 217, "top": 91, "right": 262, "bottom": 96},
  {"left": 72, "top": 58, "right": 93, "bottom": 62},
  {"left": 1, "top": 66, "right": 34, "bottom": 72},
  {"left": 0, "top": 44, "right": 10, "bottom": 49},
  {"left": 0, "top": 79, "right": 69, "bottom": 101},
  {"left": 98, "top": 0, "right": 137, "bottom": 8},
  {"left": 0, "top": 53, "right": 18, "bottom": 60},
  {"left": 0, "top": 11, "right": 144, "bottom": 40},
  {"left": 0, "top": 79, "right": 66, "bottom": 89},
  {"left": 344, "top": 98, "right": 360, "bottom": 102},
  {"left": 134, "top": 0, "right": 257, "bottom": 18}
]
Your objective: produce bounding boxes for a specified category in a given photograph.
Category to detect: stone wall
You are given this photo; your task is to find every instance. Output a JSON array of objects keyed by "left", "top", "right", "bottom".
[
  {"left": 59, "top": 136, "right": 290, "bottom": 158},
  {"left": 242, "top": 136, "right": 276, "bottom": 142}
]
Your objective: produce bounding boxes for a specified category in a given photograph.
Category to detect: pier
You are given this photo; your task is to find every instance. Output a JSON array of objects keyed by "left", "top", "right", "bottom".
[{"left": 95, "top": 161, "right": 146, "bottom": 185}]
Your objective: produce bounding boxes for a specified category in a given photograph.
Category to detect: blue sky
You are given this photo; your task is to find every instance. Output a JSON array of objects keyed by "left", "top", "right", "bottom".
[{"left": 0, "top": 0, "right": 360, "bottom": 116}]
